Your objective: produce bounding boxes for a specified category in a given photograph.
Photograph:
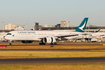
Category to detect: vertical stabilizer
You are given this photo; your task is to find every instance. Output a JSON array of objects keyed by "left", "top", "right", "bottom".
[{"left": 75, "top": 18, "right": 88, "bottom": 32}]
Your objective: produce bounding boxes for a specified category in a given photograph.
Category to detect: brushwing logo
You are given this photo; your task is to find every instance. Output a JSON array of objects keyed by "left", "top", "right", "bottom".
[
  {"left": 79, "top": 21, "right": 86, "bottom": 31},
  {"left": 12, "top": 35, "right": 14, "bottom": 37}
]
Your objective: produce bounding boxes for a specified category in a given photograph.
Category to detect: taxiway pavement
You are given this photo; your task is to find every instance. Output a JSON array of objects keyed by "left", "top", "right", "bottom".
[
  {"left": 0, "top": 49, "right": 105, "bottom": 51},
  {"left": 0, "top": 57, "right": 105, "bottom": 65}
]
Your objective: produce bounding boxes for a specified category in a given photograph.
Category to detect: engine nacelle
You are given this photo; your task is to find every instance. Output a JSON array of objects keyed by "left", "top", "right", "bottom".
[{"left": 43, "top": 37, "right": 56, "bottom": 43}]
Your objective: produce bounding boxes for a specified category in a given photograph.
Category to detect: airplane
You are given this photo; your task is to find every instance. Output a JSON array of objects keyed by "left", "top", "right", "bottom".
[
  {"left": 4, "top": 17, "right": 88, "bottom": 45},
  {"left": 88, "top": 32, "right": 105, "bottom": 41},
  {"left": 55, "top": 28, "right": 101, "bottom": 42},
  {"left": 82, "top": 29, "right": 105, "bottom": 42}
]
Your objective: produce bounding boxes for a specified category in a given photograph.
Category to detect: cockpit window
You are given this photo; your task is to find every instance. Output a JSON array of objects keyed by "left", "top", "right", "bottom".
[{"left": 7, "top": 33, "right": 12, "bottom": 35}]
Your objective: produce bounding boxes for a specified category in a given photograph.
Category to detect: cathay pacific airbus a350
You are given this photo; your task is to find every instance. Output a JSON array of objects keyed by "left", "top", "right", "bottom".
[{"left": 4, "top": 18, "right": 88, "bottom": 45}]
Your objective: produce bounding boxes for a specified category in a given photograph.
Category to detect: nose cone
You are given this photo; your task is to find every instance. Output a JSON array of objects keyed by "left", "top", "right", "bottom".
[
  {"left": 4, "top": 35, "right": 8, "bottom": 40},
  {"left": 4, "top": 35, "right": 12, "bottom": 40}
]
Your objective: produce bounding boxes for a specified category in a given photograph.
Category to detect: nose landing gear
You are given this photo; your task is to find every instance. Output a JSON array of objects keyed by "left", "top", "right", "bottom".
[
  {"left": 9, "top": 43, "right": 12, "bottom": 45},
  {"left": 9, "top": 40, "right": 12, "bottom": 45}
]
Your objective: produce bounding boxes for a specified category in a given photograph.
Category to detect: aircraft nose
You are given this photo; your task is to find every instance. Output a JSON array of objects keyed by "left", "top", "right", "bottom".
[
  {"left": 3, "top": 36, "right": 6, "bottom": 39},
  {"left": 4, "top": 36, "right": 7, "bottom": 39}
]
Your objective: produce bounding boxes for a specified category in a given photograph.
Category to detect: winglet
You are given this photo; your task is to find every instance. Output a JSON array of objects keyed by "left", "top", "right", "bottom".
[
  {"left": 96, "top": 29, "right": 100, "bottom": 32},
  {"left": 75, "top": 18, "right": 88, "bottom": 32}
]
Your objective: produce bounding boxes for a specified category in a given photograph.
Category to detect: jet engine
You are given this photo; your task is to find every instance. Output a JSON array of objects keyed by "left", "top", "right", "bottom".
[{"left": 43, "top": 36, "right": 56, "bottom": 44}]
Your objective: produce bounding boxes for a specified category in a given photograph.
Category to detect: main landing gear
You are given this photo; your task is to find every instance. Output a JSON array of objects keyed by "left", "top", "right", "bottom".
[
  {"left": 9, "top": 40, "right": 12, "bottom": 45},
  {"left": 39, "top": 43, "right": 46, "bottom": 45},
  {"left": 39, "top": 42, "right": 57, "bottom": 45},
  {"left": 9, "top": 43, "right": 12, "bottom": 45}
]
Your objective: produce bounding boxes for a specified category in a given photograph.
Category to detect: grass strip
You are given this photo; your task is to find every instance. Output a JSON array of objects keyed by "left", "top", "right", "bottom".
[
  {"left": 0, "top": 64, "right": 105, "bottom": 70},
  {"left": 0, "top": 51, "right": 105, "bottom": 59}
]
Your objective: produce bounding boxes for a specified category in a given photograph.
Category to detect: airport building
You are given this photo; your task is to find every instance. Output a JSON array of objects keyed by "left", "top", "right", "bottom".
[
  {"left": 4, "top": 24, "right": 25, "bottom": 30},
  {"left": 34, "top": 22, "right": 39, "bottom": 30},
  {"left": 43, "top": 25, "right": 55, "bottom": 27},
  {"left": 15, "top": 26, "right": 25, "bottom": 30},
  {"left": 4, "top": 24, "right": 16, "bottom": 30},
  {"left": 61, "top": 21, "right": 70, "bottom": 27}
]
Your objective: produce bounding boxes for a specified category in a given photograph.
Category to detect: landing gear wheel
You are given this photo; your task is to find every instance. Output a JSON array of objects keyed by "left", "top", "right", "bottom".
[
  {"left": 9, "top": 43, "right": 12, "bottom": 45},
  {"left": 54, "top": 43, "right": 57, "bottom": 45},
  {"left": 39, "top": 43, "right": 46, "bottom": 45},
  {"left": 51, "top": 43, "right": 53, "bottom": 45},
  {"left": 50, "top": 43, "right": 54, "bottom": 47}
]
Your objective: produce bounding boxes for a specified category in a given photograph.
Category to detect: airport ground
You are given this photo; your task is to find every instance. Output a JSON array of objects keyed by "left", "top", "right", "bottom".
[{"left": 0, "top": 42, "right": 105, "bottom": 70}]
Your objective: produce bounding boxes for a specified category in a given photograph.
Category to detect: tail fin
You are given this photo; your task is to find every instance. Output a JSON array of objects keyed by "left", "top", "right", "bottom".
[{"left": 75, "top": 18, "right": 88, "bottom": 32}]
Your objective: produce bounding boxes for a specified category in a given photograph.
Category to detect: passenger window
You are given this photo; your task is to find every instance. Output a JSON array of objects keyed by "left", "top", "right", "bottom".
[{"left": 7, "top": 33, "right": 12, "bottom": 35}]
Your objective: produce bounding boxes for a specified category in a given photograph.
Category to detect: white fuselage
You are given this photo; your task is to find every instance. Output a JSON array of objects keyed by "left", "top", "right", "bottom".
[{"left": 5, "top": 30, "right": 82, "bottom": 41}]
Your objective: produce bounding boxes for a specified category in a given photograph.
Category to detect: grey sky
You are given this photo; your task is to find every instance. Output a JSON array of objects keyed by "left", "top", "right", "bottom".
[{"left": 0, "top": 0, "right": 105, "bottom": 29}]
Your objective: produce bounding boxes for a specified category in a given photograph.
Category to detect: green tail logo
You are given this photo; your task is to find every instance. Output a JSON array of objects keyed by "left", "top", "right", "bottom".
[{"left": 75, "top": 18, "right": 88, "bottom": 32}]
